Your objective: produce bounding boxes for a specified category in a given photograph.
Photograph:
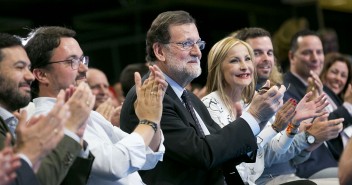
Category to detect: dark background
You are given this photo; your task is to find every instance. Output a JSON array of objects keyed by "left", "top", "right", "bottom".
[{"left": 1, "top": 0, "right": 351, "bottom": 86}]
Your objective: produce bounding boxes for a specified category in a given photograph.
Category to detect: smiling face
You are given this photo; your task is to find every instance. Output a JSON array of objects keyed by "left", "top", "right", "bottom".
[
  {"left": 245, "top": 36, "right": 274, "bottom": 81},
  {"left": 0, "top": 46, "right": 34, "bottom": 111},
  {"left": 222, "top": 44, "right": 254, "bottom": 90},
  {"left": 324, "top": 61, "right": 349, "bottom": 95}
]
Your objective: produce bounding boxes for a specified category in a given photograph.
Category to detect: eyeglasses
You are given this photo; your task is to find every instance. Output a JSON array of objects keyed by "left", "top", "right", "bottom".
[
  {"left": 167, "top": 40, "right": 206, "bottom": 50},
  {"left": 47, "top": 56, "right": 89, "bottom": 70}
]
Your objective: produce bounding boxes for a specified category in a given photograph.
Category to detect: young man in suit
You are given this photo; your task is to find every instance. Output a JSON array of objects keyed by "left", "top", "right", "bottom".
[{"left": 120, "top": 10, "right": 287, "bottom": 185}]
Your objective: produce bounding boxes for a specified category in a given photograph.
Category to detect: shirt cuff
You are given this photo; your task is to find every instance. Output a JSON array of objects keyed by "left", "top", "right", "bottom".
[
  {"left": 79, "top": 140, "right": 90, "bottom": 158},
  {"left": 257, "top": 126, "right": 277, "bottom": 148},
  {"left": 64, "top": 128, "right": 80, "bottom": 143},
  {"left": 241, "top": 111, "right": 260, "bottom": 136},
  {"left": 17, "top": 153, "right": 32, "bottom": 168}
]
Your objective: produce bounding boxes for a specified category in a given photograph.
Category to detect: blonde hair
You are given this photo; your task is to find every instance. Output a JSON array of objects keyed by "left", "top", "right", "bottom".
[{"left": 206, "top": 37, "right": 257, "bottom": 117}]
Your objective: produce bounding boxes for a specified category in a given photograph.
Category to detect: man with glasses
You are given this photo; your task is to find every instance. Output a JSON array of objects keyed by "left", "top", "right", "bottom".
[
  {"left": 120, "top": 10, "right": 286, "bottom": 185},
  {"left": 25, "top": 26, "right": 167, "bottom": 185}
]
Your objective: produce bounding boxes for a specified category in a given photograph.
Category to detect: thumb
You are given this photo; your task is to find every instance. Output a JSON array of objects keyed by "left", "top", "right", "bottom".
[
  {"left": 262, "top": 80, "right": 270, "bottom": 88},
  {"left": 134, "top": 72, "right": 142, "bottom": 96},
  {"left": 16, "top": 109, "right": 28, "bottom": 133}
]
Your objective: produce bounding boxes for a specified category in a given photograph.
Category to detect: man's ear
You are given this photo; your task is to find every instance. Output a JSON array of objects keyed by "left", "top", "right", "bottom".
[
  {"left": 288, "top": 50, "right": 294, "bottom": 65},
  {"left": 153, "top": 42, "right": 166, "bottom": 62},
  {"left": 32, "top": 68, "right": 48, "bottom": 84}
]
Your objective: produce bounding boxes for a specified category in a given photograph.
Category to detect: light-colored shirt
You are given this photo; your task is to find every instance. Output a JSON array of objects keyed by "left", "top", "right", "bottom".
[{"left": 32, "top": 97, "right": 165, "bottom": 185}]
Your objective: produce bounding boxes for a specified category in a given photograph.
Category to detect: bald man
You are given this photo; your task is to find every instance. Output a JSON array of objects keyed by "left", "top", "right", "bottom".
[{"left": 87, "top": 68, "right": 112, "bottom": 109}]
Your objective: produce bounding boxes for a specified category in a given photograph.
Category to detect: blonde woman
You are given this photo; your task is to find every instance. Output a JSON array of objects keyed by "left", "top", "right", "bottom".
[{"left": 202, "top": 37, "right": 327, "bottom": 184}]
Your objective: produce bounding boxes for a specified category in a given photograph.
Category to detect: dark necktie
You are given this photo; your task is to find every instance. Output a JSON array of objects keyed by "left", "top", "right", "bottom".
[{"left": 181, "top": 90, "right": 205, "bottom": 137}]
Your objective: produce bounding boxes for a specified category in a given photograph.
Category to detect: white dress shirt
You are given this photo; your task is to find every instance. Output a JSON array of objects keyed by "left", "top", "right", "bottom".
[{"left": 32, "top": 97, "right": 165, "bottom": 185}]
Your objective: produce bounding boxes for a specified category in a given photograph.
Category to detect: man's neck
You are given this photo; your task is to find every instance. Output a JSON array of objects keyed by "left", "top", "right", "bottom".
[{"left": 290, "top": 70, "right": 308, "bottom": 86}]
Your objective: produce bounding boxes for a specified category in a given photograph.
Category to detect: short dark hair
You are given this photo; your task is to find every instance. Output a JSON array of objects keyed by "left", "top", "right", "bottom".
[
  {"left": 0, "top": 33, "right": 23, "bottom": 62},
  {"left": 145, "top": 10, "right": 196, "bottom": 62},
  {"left": 24, "top": 26, "right": 76, "bottom": 98},
  {"left": 289, "top": 29, "right": 319, "bottom": 53},
  {"left": 119, "top": 63, "right": 149, "bottom": 96},
  {"left": 234, "top": 27, "right": 271, "bottom": 41}
]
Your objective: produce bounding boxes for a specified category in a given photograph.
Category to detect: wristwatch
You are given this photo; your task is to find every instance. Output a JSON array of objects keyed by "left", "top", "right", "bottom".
[{"left": 305, "top": 131, "right": 316, "bottom": 144}]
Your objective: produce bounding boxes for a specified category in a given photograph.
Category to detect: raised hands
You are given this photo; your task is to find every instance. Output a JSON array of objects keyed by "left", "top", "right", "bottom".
[
  {"left": 271, "top": 99, "right": 296, "bottom": 132},
  {"left": 293, "top": 92, "right": 329, "bottom": 125},
  {"left": 63, "top": 83, "right": 95, "bottom": 138},
  {"left": 15, "top": 90, "right": 69, "bottom": 172},
  {"left": 306, "top": 70, "right": 324, "bottom": 101},
  {"left": 248, "top": 80, "right": 286, "bottom": 124},
  {"left": 134, "top": 65, "right": 167, "bottom": 125},
  {"left": 0, "top": 134, "right": 20, "bottom": 185}
]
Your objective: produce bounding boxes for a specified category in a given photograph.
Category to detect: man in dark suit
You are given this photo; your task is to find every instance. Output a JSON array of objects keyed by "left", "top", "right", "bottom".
[
  {"left": 0, "top": 33, "right": 94, "bottom": 185},
  {"left": 120, "top": 10, "right": 286, "bottom": 185},
  {"left": 283, "top": 30, "right": 350, "bottom": 178}
]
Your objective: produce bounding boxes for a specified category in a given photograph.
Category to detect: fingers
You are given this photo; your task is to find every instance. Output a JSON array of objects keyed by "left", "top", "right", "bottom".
[
  {"left": 16, "top": 109, "right": 28, "bottom": 132},
  {"left": 134, "top": 72, "right": 142, "bottom": 97}
]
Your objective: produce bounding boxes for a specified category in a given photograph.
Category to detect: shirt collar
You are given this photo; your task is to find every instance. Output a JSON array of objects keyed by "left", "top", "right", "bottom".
[
  {"left": 164, "top": 73, "right": 185, "bottom": 100},
  {"left": 291, "top": 71, "right": 308, "bottom": 86},
  {"left": 0, "top": 106, "right": 17, "bottom": 124}
]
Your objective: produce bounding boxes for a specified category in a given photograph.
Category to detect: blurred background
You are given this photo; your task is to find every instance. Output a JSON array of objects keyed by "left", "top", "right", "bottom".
[{"left": 1, "top": 0, "right": 351, "bottom": 86}]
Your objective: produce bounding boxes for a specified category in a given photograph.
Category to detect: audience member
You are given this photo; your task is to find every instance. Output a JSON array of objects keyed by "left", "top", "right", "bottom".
[
  {"left": 320, "top": 52, "right": 352, "bottom": 101},
  {"left": 25, "top": 26, "right": 166, "bottom": 185},
  {"left": 280, "top": 29, "right": 349, "bottom": 182},
  {"left": 120, "top": 10, "right": 286, "bottom": 185},
  {"left": 87, "top": 68, "right": 121, "bottom": 126},
  {"left": 0, "top": 32, "right": 84, "bottom": 185}
]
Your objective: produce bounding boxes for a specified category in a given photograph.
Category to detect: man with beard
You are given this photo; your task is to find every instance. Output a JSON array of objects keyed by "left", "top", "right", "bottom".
[
  {"left": 0, "top": 32, "right": 89, "bottom": 185},
  {"left": 120, "top": 10, "right": 287, "bottom": 185},
  {"left": 25, "top": 26, "right": 167, "bottom": 185}
]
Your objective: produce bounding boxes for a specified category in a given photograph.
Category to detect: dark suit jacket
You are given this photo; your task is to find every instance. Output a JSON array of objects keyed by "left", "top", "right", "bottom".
[
  {"left": 0, "top": 116, "right": 94, "bottom": 185},
  {"left": 9, "top": 159, "right": 42, "bottom": 185},
  {"left": 283, "top": 71, "right": 352, "bottom": 178},
  {"left": 120, "top": 84, "right": 258, "bottom": 185}
]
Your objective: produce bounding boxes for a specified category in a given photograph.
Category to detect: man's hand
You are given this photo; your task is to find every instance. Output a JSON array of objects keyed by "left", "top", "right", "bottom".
[
  {"left": 305, "top": 113, "right": 344, "bottom": 144},
  {"left": 15, "top": 90, "right": 69, "bottom": 172},
  {"left": 248, "top": 80, "right": 286, "bottom": 123},
  {"left": 64, "top": 83, "right": 95, "bottom": 138},
  {"left": 0, "top": 134, "right": 21, "bottom": 185},
  {"left": 134, "top": 65, "right": 167, "bottom": 124}
]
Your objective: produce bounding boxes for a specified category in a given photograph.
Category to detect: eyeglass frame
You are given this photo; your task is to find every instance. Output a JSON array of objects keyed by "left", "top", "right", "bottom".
[
  {"left": 45, "top": 55, "right": 89, "bottom": 70},
  {"left": 166, "top": 39, "right": 206, "bottom": 51}
]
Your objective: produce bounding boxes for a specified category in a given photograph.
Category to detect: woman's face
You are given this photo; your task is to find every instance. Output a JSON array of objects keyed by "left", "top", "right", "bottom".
[
  {"left": 222, "top": 44, "right": 254, "bottom": 90},
  {"left": 324, "top": 61, "right": 349, "bottom": 95}
]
